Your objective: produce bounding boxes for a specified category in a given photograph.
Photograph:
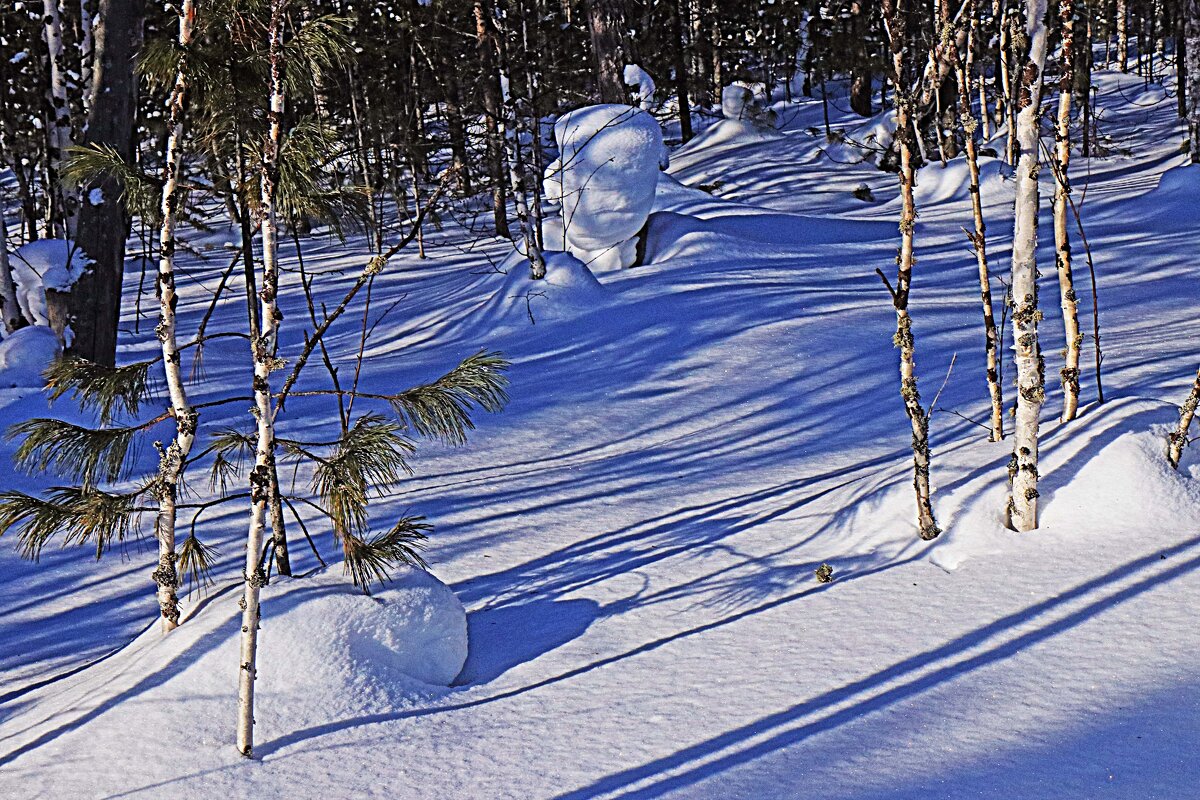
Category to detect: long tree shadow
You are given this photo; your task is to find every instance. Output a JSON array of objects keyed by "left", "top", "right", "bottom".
[{"left": 550, "top": 534, "right": 1200, "bottom": 799}]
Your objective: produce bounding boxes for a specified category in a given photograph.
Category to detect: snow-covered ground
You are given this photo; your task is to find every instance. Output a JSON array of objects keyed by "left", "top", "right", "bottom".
[{"left": 2, "top": 69, "right": 1199, "bottom": 798}]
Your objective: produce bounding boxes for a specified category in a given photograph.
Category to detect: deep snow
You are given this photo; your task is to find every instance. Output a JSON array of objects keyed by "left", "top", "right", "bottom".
[{"left": 1, "top": 68, "right": 1200, "bottom": 799}]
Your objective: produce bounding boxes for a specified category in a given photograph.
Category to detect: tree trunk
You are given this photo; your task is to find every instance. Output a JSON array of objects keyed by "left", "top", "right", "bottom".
[
  {"left": 474, "top": 0, "right": 510, "bottom": 237},
  {"left": 237, "top": 0, "right": 288, "bottom": 760},
  {"left": 883, "top": 0, "right": 940, "bottom": 541},
  {"left": 1117, "top": 0, "right": 1129, "bottom": 71},
  {"left": 42, "top": 0, "right": 75, "bottom": 237},
  {"left": 151, "top": 0, "right": 198, "bottom": 634},
  {"left": 1008, "top": 0, "right": 1050, "bottom": 532},
  {"left": 0, "top": 202, "right": 26, "bottom": 333},
  {"left": 1186, "top": 0, "right": 1200, "bottom": 161},
  {"left": 586, "top": 0, "right": 630, "bottom": 103},
  {"left": 1054, "top": 0, "right": 1082, "bottom": 422},
  {"left": 955, "top": 0, "right": 1004, "bottom": 441},
  {"left": 671, "top": 0, "right": 694, "bottom": 141},
  {"left": 1167, "top": 365, "right": 1200, "bottom": 469},
  {"left": 70, "top": 0, "right": 145, "bottom": 367}
]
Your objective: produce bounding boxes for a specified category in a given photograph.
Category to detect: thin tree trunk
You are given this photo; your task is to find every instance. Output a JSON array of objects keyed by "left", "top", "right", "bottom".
[
  {"left": 0, "top": 203, "right": 25, "bottom": 333},
  {"left": 238, "top": 0, "right": 287, "bottom": 758},
  {"left": 1117, "top": 0, "right": 1129, "bottom": 70},
  {"left": 1008, "top": 0, "right": 1050, "bottom": 532},
  {"left": 151, "top": 0, "right": 198, "bottom": 634},
  {"left": 1167, "top": 365, "right": 1200, "bottom": 469},
  {"left": 474, "top": 0, "right": 510, "bottom": 237},
  {"left": 70, "top": 0, "right": 145, "bottom": 367},
  {"left": 1186, "top": 0, "right": 1200, "bottom": 161},
  {"left": 883, "top": 0, "right": 940, "bottom": 541},
  {"left": 671, "top": 0, "right": 694, "bottom": 141},
  {"left": 42, "top": 0, "right": 75, "bottom": 237},
  {"left": 1054, "top": 0, "right": 1082, "bottom": 422},
  {"left": 955, "top": 0, "right": 1004, "bottom": 441}
]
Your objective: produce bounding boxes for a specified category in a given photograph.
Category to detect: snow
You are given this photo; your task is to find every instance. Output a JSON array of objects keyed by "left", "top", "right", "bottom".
[
  {"left": 3, "top": 69, "right": 1200, "bottom": 799},
  {"left": 543, "top": 104, "right": 669, "bottom": 271},
  {"left": 623, "top": 63, "right": 656, "bottom": 110},
  {"left": 0, "top": 325, "right": 61, "bottom": 387},
  {"left": 482, "top": 250, "right": 605, "bottom": 325},
  {"left": 9, "top": 239, "right": 89, "bottom": 327}
]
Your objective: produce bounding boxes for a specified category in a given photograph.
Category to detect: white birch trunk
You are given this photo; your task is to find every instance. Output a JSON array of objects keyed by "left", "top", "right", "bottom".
[
  {"left": 957, "top": 0, "right": 1004, "bottom": 441},
  {"left": 1008, "top": 0, "right": 1049, "bottom": 532},
  {"left": 237, "top": 0, "right": 287, "bottom": 758},
  {"left": 884, "top": 0, "right": 940, "bottom": 541},
  {"left": 0, "top": 203, "right": 23, "bottom": 334},
  {"left": 1186, "top": 0, "right": 1200, "bottom": 162},
  {"left": 1116, "top": 0, "right": 1128, "bottom": 71},
  {"left": 1167, "top": 365, "right": 1200, "bottom": 469},
  {"left": 1054, "top": 0, "right": 1082, "bottom": 422},
  {"left": 151, "top": 0, "right": 199, "bottom": 633},
  {"left": 42, "top": 0, "right": 75, "bottom": 236},
  {"left": 80, "top": 0, "right": 96, "bottom": 115}
]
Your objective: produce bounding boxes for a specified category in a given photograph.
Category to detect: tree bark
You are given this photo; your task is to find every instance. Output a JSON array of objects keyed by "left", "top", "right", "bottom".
[
  {"left": 586, "top": 0, "right": 630, "bottom": 103},
  {"left": 954, "top": 0, "right": 1004, "bottom": 441},
  {"left": 1007, "top": 0, "right": 1050, "bottom": 532},
  {"left": 1186, "top": 0, "right": 1200, "bottom": 161},
  {"left": 151, "top": 0, "right": 198, "bottom": 634},
  {"left": 1054, "top": 0, "right": 1082, "bottom": 422},
  {"left": 42, "top": 0, "right": 75, "bottom": 237},
  {"left": 1117, "top": 0, "right": 1129, "bottom": 71},
  {"left": 671, "top": 0, "right": 694, "bottom": 141},
  {"left": 70, "top": 0, "right": 145, "bottom": 367},
  {"left": 474, "top": 0, "right": 510, "bottom": 237},
  {"left": 883, "top": 0, "right": 940, "bottom": 541},
  {"left": 0, "top": 202, "right": 25, "bottom": 333},
  {"left": 1167, "top": 365, "right": 1200, "bottom": 469}
]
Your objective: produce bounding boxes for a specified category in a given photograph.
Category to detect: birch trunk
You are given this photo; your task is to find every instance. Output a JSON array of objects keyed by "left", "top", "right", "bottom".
[
  {"left": 883, "top": 0, "right": 940, "bottom": 541},
  {"left": 80, "top": 0, "right": 96, "bottom": 114},
  {"left": 0, "top": 203, "right": 24, "bottom": 333},
  {"left": 1167, "top": 365, "right": 1200, "bottom": 469},
  {"left": 42, "top": 0, "right": 75, "bottom": 236},
  {"left": 1186, "top": 0, "right": 1200, "bottom": 162},
  {"left": 1007, "top": 0, "right": 1049, "bottom": 532},
  {"left": 152, "top": 0, "right": 199, "bottom": 633},
  {"left": 237, "top": 0, "right": 287, "bottom": 758},
  {"left": 955, "top": 0, "right": 1004, "bottom": 441},
  {"left": 1054, "top": 0, "right": 1082, "bottom": 422},
  {"left": 1117, "top": 0, "right": 1129, "bottom": 71}
]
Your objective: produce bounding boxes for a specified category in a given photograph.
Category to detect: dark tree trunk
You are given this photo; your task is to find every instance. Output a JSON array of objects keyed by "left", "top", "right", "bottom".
[
  {"left": 69, "top": 0, "right": 145, "bottom": 366},
  {"left": 671, "top": 0, "right": 694, "bottom": 141},
  {"left": 586, "top": 0, "right": 630, "bottom": 103},
  {"left": 474, "top": 0, "right": 510, "bottom": 237}
]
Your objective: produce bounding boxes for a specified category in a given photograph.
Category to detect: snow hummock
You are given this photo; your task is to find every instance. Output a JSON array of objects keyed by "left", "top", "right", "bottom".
[
  {"left": 623, "top": 64, "right": 656, "bottom": 111},
  {"left": 0, "top": 324, "right": 61, "bottom": 387},
  {"left": 543, "top": 104, "right": 668, "bottom": 272},
  {"left": 9, "top": 239, "right": 89, "bottom": 327},
  {"left": 482, "top": 249, "right": 605, "bottom": 325}
]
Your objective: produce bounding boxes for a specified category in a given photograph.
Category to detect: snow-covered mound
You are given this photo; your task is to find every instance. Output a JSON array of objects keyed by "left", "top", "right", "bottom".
[
  {"left": 543, "top": 104, "right": 669, "bottom": 272},
  {"left": 672, "top": 85, "right": 784, "bottom": 163},
  {"left": 0, "top": 324, "right": 60, "bottom": 387},
  {"left": 911, "top": 156, "right": 1015, "bottom": 206},
  {"left": 822, "top": 108, "right": 897, "bottom": 164},
  {"left": 480, "top": 250, "right": 605, "bottom": 326},
  {"left": 9, "top": 239, "right": 89, "bottom": 329},
  {"left": 1150, "top": 164, "right": 1200, "bottom": 197},
  {"left": 623, "top": 64, "right": 655, "bottom": 110}
]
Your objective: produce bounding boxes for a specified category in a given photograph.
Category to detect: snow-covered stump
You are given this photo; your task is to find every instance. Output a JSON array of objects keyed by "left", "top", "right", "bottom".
[
  {"left": 9, "top": 240, "right": 88, "bottom": 347},
  {"left": 542, "top": 104, "right": 669, "bottom": 273}
]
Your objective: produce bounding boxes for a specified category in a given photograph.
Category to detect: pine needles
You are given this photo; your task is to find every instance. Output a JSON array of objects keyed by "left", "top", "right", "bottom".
[
  {"left": 312, "top": 414, "right": 415, "bottom": 536},
  {"left": 389, "top": 351, "right": 511, "bottom": 445},
  {"left": 9, "top": 418, "right": 140, "bottom": 486},
  {"left": 0, "top": 485, "right": 146, "bottom": 560},
  {"left": 342, "top": 515, "right": 430, "bottom": 594},
  {"left": 44, "top": 356, "right": 157, "bottom": 425}
]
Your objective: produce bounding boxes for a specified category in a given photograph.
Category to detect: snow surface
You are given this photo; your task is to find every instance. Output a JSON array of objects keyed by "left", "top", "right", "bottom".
[
  {"left": 3, "top": 69, "right": 1200, "bottom": 799},
  {"left": 0, "top": 325, "right": 61, "bottom": 388},
  {"left": 543, "top": 104, "right": 669, "bottom": 271},
  {"left": 623, "top": 64, "right": 656, "bottom": 111}
]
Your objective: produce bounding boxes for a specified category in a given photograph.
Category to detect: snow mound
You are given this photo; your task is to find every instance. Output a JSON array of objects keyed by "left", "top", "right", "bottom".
[
  {"left": 0, "top": 324, "right": 61, "bottom": 387},
  {"left": 481, "top": 250, "right": 605, "bottom": 324},
  {"left": 543, "top": 104, "right": 668, "bottom": 270},
  {"left": 672, "top": 85, "right": 783, "bottom": 161},
  {"left": 10, "top": 239, "right": 89, "bottom": 327},
  {"left": 1150, "top": 164, "right": 1200, "bottom": 197},
  {"left": 822, "top": 109, "right": 897, "bottom": 164},
  {"left": 623, "top": 64, "right": 656, "bottom": 110},
  {"left": 911, "top": 156, "right": 1014, "bottom": 207}
]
